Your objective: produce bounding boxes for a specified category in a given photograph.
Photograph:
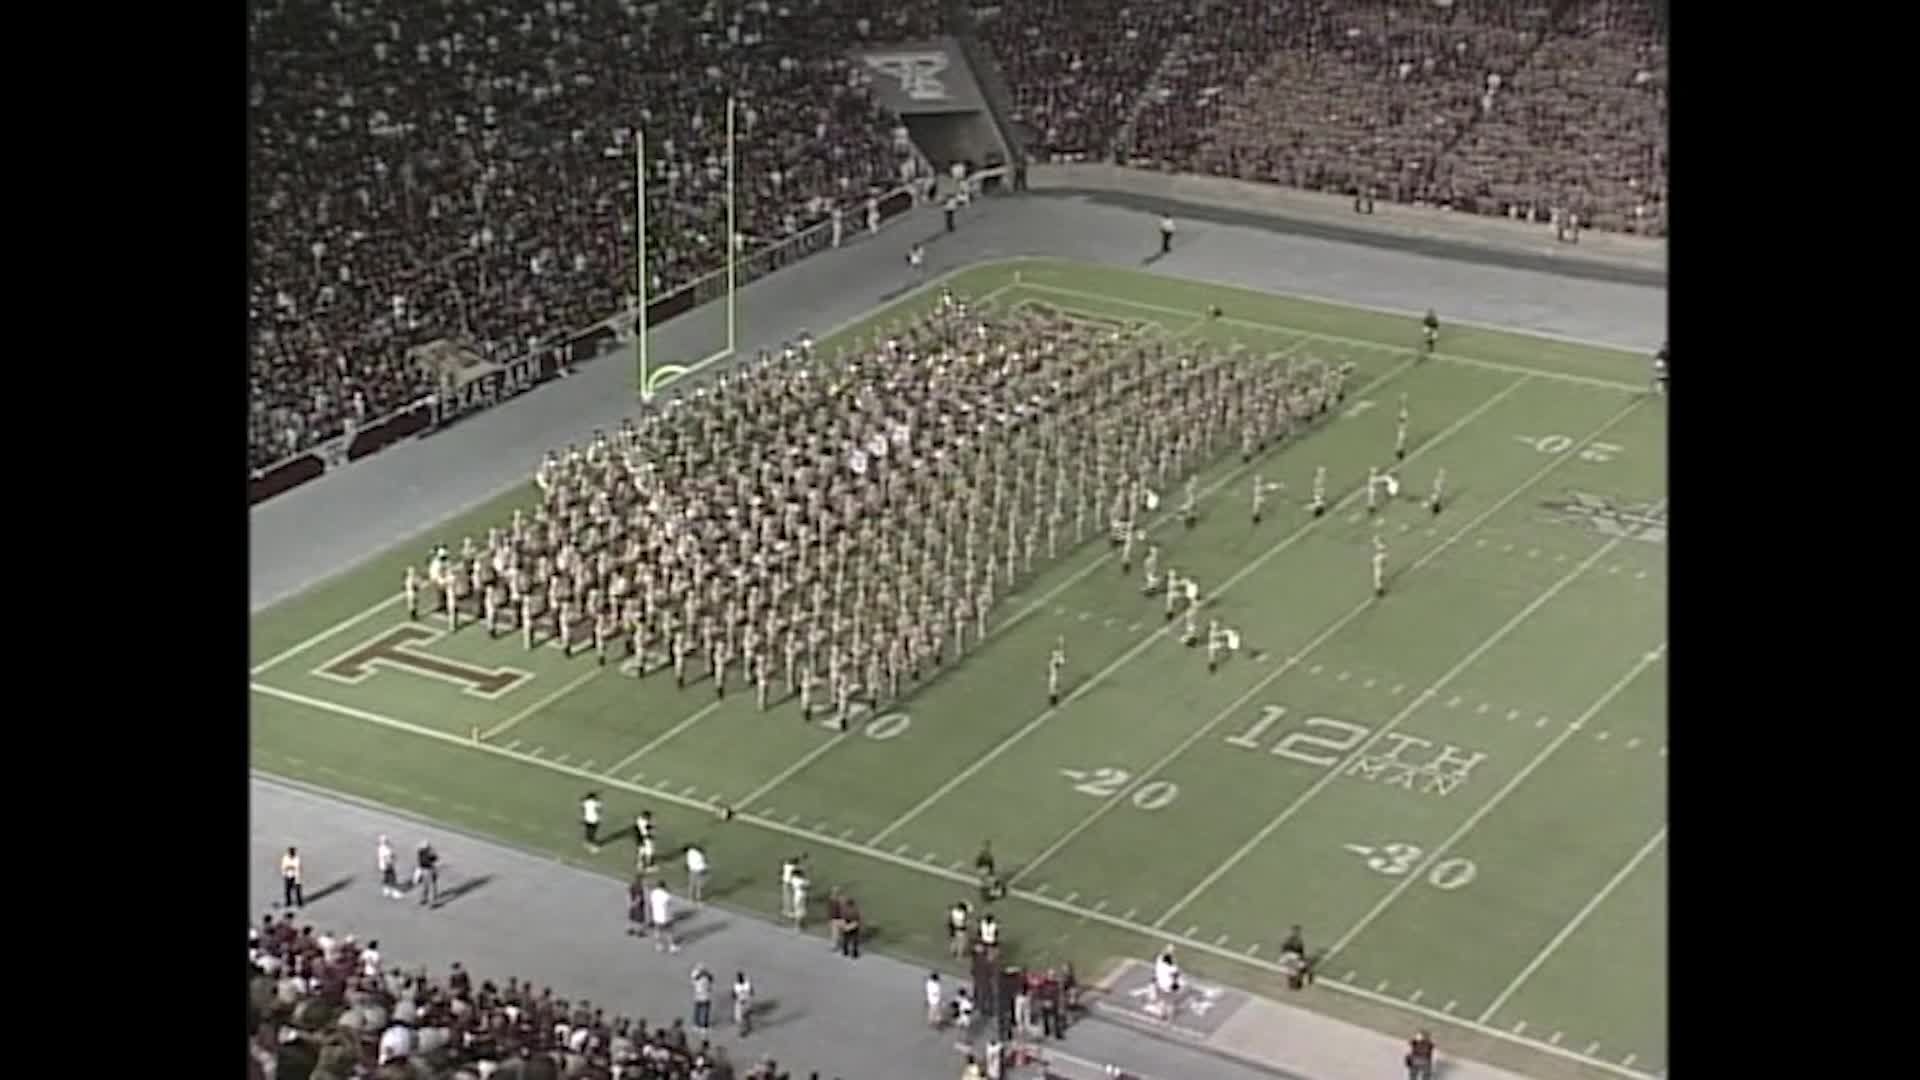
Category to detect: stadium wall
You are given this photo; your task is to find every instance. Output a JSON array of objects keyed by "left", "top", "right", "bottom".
[
  {"left": 248, "top": 184, "right": 920, "bottom": 506},
  {"left": 1027, "top": 164, "right": 1667, "bottom": 277}
]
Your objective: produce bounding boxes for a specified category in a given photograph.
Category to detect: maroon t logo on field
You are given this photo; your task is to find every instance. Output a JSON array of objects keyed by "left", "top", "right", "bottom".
[{"left": 320, "top": 625, "right": 530, "bottom": 697}]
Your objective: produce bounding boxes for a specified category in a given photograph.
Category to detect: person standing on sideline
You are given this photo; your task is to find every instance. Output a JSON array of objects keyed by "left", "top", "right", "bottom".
[
  {"left": 685, "top": 844, "right": 708, "bottom": 907},
  {"left": 732, "top": 970, "right": 754, "bottom": 1036},
  {"left": 925, "top": 972, "right": 944, "bottom": 1028},
  {"left": 908, "top": 243, "right": 925, "bottom": 277},
  {"left": 830, "top": 203, "right": 845, "bottom": 248},
  {"left": 414, "top": 841, "right": 440, "bottom": 907},
  {"left": 377, "top": 836, "right": 400, "bottom": 899},
  {"left": 840, "top": 895, "right": 863, "bottom": 959},
  {"left": 627, "top": 874, "right": 650, "bottom": 937},
  {"left": 581, "top": 792, "right": 602, "bottom": 851},
  {"left": 649, "top": 880, "right": 680, "bottom": 953},
  {"left": 690, "top": 965, "right": 714, "bottom": 1034},
  {"left": 1158, "top": 215, "right": 1175, "bottom": 255},
  {"left": 944, "top": 192, "right": 960, "bottom": 232},
  {"left": 279, "top": 847, "right": 304, "bottom": 909},
  {"left": 1406, "top": 1031, "right": 1436, "bottom": 1080}
]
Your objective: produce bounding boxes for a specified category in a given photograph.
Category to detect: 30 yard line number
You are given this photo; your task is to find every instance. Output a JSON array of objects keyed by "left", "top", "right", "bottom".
[{"left": 1343, "top": 842, "right": 1477, "bottom": 890}]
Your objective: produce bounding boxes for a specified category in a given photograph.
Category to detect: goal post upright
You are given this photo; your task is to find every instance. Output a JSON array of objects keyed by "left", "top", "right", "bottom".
[
  {"left": 635, "top": 127, "right": 650, "bottom": 395},
  {"left": 726, "top": 94, "right": 737, "bottom": 355}
]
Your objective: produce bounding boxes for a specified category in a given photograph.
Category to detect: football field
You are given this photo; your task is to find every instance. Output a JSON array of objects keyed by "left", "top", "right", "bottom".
[{"left": 249, "top": 259, "right": 1667, "bottom": 1080}]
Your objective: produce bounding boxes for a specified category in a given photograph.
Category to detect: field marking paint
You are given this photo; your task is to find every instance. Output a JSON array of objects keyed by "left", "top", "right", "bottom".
[
  {"left": 481, "top": 667, "right": 603, "bottom": 741},
  {"left": 252, "top": 594, "right": 406, "bottom": 677},
  {"left": 1153, "top": 481, "right": 1661, "bottom": 929},
  {"left": 250, "top": 679, "right": 1655, "bottom": 1080},
  {"left": 869, "top": 374, "right": 1532, "bottom": 847},
  {"left": 740, "top": 342, "right": 1418, "bottom": 817},
  {"left": 1324, "top": 644, "right": 1667, "bottom": 961},
  {"left": 1018, "top": 397, "right": 1647, "bottom": 895},
  {"left": 1017, "top": 280, "right": 1647, "bottom": 393},
  {"left": 1479, "top": 824, "right": 1670, "bottom": 1022},
  {"left": 603, "top": 698, "right": 728, "bottom": 777}
]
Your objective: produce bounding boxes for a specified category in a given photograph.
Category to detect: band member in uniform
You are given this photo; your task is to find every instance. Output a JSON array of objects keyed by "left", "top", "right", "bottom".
[
  {"left": 1366, "top": 466, "right": 1380, "bottom": 515},
  {"left": 1422, "top": 309, "right": 1439, "bottom": 354},
  {"left": 1310, "top": 466, "right": 1327, "bottom": 518},
  {"left": 1395, "top": 395, "right": 1409, "bottom": 461},
  {"left": 1372, "top": 534, "right": 1388, "bottom": 598},
  {"left": 1047, "top": 637, "right": 1066, "bottom": 707},
  {"left": 405, "top": 567, "right": 420, "bottom": 621},
  {"left": 520, "top": 594, "right": 536, "bottom": 650},
  {"left": 1428, "top": 467, "right": 1446, "bottom": 515}
]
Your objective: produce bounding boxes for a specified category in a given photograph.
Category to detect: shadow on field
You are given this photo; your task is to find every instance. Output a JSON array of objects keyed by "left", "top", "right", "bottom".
[{"left": 307, "top": 877, "right": 354, "bottom": 904}]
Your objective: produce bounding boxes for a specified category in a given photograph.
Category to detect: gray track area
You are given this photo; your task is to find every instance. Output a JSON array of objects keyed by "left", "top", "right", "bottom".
[
  {"left": 251, "top": 774, "right": 1300, "bottom": 1080},
  {"left": 249, "top": 194, "right": 1665, "bottom": 610}
]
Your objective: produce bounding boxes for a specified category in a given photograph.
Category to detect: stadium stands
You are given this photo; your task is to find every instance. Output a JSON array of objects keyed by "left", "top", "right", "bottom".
[
  {"left": 996, "top": 0, "right": 1666, "bottom": 236},
  {"left": 247, "top": 0, "right": 946, "bottom": 471},
  {"left": 248, "top": 916, "right": 830, "bottom": 1079}
]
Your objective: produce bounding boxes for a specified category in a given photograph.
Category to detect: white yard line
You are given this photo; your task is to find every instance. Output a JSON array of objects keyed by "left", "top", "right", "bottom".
[
  {"left": 1324, "top": 644, "right": 1668, "bottom": 961},
  {"left": 1011, "top": 399, "right": 1646, "bottom": 886},
  {"left": 251, "top": 594, "right": 405, "bottom": 677},
  {"left": 865, "top": 373, "right": 1532, "bottom": 847},
  {"left": 252, "top": 677, "right": 1654, "bottom": 1080},
  {"left": 479, "top": 667, "right": 604, "bottom": 741},
  {"left": 1153, "top": 490, "right": 1665, "bottom": 929},
  {"left": 1478, "top": 823, "right": 1669, "bottom": 1023},
  {"left": 730, "top": 336, "right": 1414, "bottom": 814},
  {"left": 1018, "top": 280, "right": 1645, "bottom": 393},
  {"left": 603, "top": 698, "right": 728, "bottom": 776}
]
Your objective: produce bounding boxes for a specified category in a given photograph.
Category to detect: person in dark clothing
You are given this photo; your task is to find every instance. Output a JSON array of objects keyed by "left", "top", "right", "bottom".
[
  {"left": 1406, "top": 1030, "right": 1436, "bottom": 1080},
  {"left": 840, "top": 897, "right": 863, "bottom": 958}
]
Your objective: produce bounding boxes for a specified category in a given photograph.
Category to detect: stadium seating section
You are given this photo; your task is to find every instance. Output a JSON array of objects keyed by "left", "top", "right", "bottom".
[{"left": 249, "top": 0, "right": 1664, "bottom": 470}]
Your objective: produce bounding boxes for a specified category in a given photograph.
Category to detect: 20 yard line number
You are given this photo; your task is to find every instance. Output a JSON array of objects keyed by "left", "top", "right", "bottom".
[
  {"left": 1060, "top": 766, "right": 1180, "bottom": 811},
  {"left": 826, "top": 704, "right": 913, "bottom": 741}
]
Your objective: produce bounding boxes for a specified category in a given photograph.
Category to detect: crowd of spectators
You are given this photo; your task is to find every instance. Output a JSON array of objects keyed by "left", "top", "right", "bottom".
[
  {"left": 249, "top": 914, "right": 835, "bottom": 1080},
  {"left": 248, "top": 0, "right": 944, "bottom": 471},
  {"left": 970, "top": 0, "right": 1191, "bottom": 162},
  {"left": 982, "top": 0, "right": 1666, "bottom": 237}
]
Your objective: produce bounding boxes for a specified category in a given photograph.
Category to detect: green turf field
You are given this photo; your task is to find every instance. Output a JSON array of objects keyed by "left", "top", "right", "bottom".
[{"left": 250, "top": 259, "right": 1668, "bottom": 1080}]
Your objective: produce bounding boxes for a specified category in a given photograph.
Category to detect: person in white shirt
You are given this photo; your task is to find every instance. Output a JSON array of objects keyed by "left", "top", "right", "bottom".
[
  {"left": 634, "top": 811, "right": 656, "bottom": 871},
  {"left": 685, "top": 845, "right": 708, "bottom": 906},
  {"left": 779, "top": 857, "right": 801, "bottom": 918},
  {"left": 648, "top": 882, "right": 679, "bottom": 952},
  {"left": 279, "top": 847, "right": 304, "bottom": 909},
  {"left": 361, "top": 939, "right": 382, "bottom": 979},
  {"left": 377, "top": 836, "right": 400, "bottom": 899},
  {"left": 731, "top": 971, "right": 754, "bottom": 1035},
  {"left": 787, "top": 864, "right": 809, "bottom": 930},
  {"left": 924, "top": 972, "right": 944, "bottom": 1027},
  {"left": 1152, "top": 946, "right": 1182, "bottom": 1021},
  {"left": 978, "top": 913, "right": 999, "bottom": 955},
  {"left": 581, "top": 793, "right": 603, "bottom": 850},
  {"left": 378, "top": 1021, "right": 415, "bottom": 1066},
  {"left": 317, "top": 930, "right": 340, "bottom": 962},
  {"left": 1158, "top": 215, "right": 1176, "bottom": 255}
]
